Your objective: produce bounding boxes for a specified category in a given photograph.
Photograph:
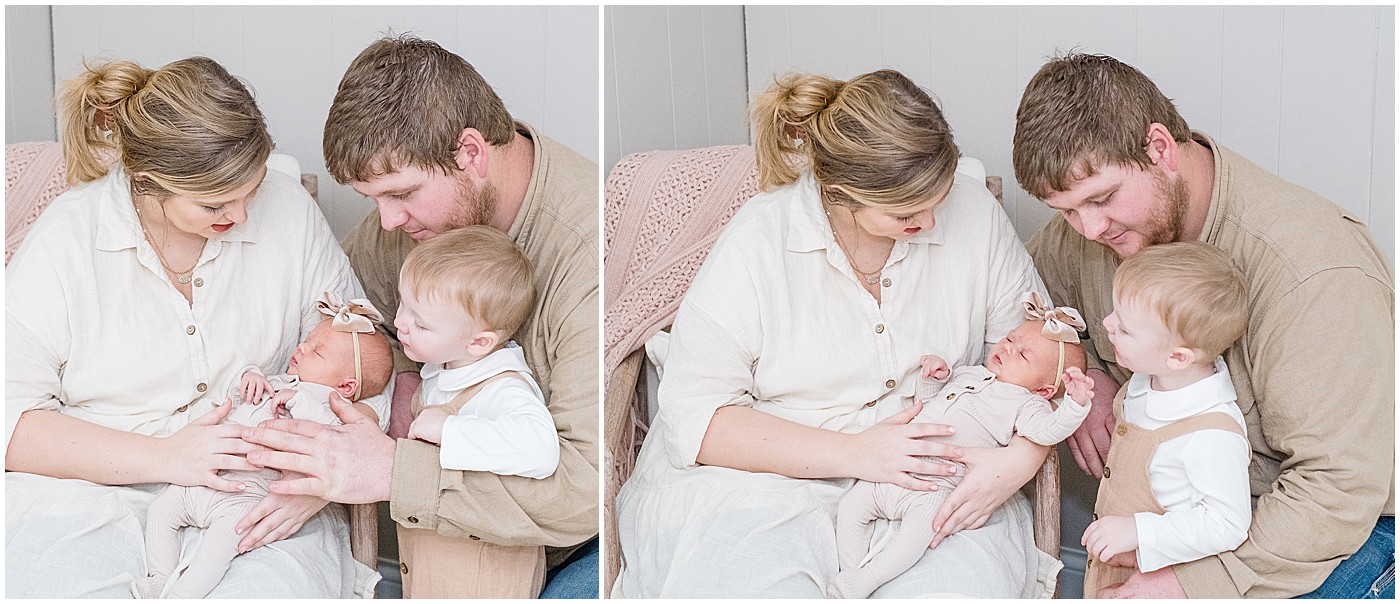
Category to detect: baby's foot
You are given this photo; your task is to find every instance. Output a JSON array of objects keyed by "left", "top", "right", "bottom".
[{"left": 131, "top": 573, "right": 168, "bottom": 598}]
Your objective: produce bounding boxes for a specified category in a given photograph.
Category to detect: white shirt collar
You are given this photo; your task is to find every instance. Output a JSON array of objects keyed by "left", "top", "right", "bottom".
[
  {"left": 784, "top": 172, "right": 942, "bottom": 255},
  {"left": 1126, "top": 356, "right": 1237, "bottom": 422},
  {"left": 420, "top": 341, "right": 534, "bottom": 393}
]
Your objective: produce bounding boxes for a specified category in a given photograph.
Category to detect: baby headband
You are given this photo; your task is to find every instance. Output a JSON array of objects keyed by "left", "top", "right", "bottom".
[
  {"left": 316, "top": 292, "right": 384, "bottom": 402},
  {"left": 1020, "top": 291, "right": 1087, "bottom": 394}
]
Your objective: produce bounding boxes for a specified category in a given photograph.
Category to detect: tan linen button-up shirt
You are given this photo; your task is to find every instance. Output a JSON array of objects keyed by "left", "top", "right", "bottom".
[
  {"left": 341, "top": 122, "right": 599, "bottom": 555},
  {"left": 1026, "top": 132, "right": 1394, "bottom": 598}
]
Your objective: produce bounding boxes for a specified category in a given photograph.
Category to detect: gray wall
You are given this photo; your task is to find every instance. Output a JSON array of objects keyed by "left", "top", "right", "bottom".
[
  {"left": 5, "top": 6, "right": 56, "bottom": 143},
  {"left": 606, "top": 5, "right": 1396, "bottom": 597},
  {"left": 8, "top": 6, "right": 599, "bottom": 240}
]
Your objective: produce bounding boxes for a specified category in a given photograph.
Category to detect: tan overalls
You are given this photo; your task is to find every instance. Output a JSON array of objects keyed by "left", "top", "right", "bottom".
[
  {"left": 396, "top": 372, "right": 547, "bottom": 599},
  {"left": 1083, "top": 387, "right": 1247, "bottom": 598}
]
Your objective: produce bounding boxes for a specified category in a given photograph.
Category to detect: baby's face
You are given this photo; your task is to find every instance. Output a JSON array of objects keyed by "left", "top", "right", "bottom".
[
  {"left": 287, "top": 320, "right": 356, "bottom": 387},
  {"left": 985, "top": 320, "right": 1062, "bottom": 392}
]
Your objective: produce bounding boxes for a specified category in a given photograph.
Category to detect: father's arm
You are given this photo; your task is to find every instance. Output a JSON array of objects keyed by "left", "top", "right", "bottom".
[
  {"left": 1175, "top": 269, "right": 1394, "bottom": 598},
  {"left": 390, "top": 250, "right": 599, "bottom": 547}
]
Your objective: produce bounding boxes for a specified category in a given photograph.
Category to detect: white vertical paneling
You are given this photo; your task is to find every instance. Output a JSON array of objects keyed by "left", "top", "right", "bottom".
[
  {"left": 1137, "top": 6, "right": 1226, "bottom": 138},
  {"left": 924, "top": 7, "right": 1018, "bottom": 225},
  {"left": 610, "top": 5, "right": 677, "bottom": 168},
  {"left": 1220, "top": 7, "right": 1285, "bottom": 172},
  {"left": 744, "top": 6, "right": 792, "bottom": 90},
  {"left": 879, "top": 6, "right": 932, "bottom": 83},
  {"left": 604, "top": 9, "right": 621, "bottom": 170},
  {"left": 543, "top": 5, "right": 601, "bottom": 166},
  {"left": 668, "top": 5, "right": 714, "bottom": 151},
  {"left": 5, "top": 6, "right": 56, "bottom": 143},
  {"left": 604, "top": 5, "right": 749, "bottom": 170},
  {"left": 701, "top": 6, "right": 752, "bottom": 148},
  {"left": 43, "top": 6, "right": 597, "bottom": 239},
  {"left": 1280, "top": 6, "right": 1378, "bottom": 222},
  {"left": 1370, "top": 8, "right": 1395, "bottom": 256}
]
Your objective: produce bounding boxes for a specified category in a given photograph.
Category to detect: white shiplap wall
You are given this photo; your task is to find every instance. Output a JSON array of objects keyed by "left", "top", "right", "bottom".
[
  {"left": 605, "top": 5, "right": 750, "bottom": 170},
  {"left": 43, "top": 6, "right": 599, "bottom": 238}
]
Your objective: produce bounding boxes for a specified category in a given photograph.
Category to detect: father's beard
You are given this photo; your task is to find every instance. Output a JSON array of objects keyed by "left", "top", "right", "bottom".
[
  {"left": 1110, "top": 171, "right": 1190, "bottom": 258},
  {"left": 444, "top": 169, "right": 499, "bottom": 232}
]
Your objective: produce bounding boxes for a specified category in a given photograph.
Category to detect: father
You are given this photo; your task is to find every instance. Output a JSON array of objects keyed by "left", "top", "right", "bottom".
[
  {"left": 244, "top": 35, "right": 600, "bottom": 597},
  {"left": 1015, "top": 53, "right": 1393, "bottom": 598}
]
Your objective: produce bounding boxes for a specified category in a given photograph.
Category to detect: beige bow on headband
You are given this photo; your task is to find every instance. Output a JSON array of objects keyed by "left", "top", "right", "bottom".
[
  {"left": 1021, "top": 291, "right": 1086, "bottom": 343},
  {"left": 1020, "top": 292, "right": 1086, "bottom": 395},
  {"left": 315, "top": 292, "right": 384, "bottom": 401},
  {"left": 317, "top": 292, "right": 383, "bottom": 334}
]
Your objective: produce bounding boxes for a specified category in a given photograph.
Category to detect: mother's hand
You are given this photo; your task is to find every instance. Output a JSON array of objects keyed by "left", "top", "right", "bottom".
[
  {"left": 234, "top": 489, "right": 329, "bottom": 553},
  {"left": 848, "top": 401, "right": 961, "bottom": 491},
  {"left": 929, "top": 437, "right": 1048, "bottom": 547},
  {"left": 162, "top": 399, "right": 263, "bottom": 492}
]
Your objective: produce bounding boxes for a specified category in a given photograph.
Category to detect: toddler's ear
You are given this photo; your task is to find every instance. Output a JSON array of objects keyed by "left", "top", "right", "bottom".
[
  {"left": 1165, "top": 346, "right": 1199, "bottom": 370},
  {"left": 466, "top": 330, "right": 502, "bottom": 357}
]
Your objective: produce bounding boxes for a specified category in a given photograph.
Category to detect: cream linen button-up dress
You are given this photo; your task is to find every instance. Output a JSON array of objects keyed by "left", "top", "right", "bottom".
[
  {"left": 6, "top": 168, "right": 387, "bottom": 598},
  {"left": 614, "top": 159, "right": 1061, "bottom": 598}
]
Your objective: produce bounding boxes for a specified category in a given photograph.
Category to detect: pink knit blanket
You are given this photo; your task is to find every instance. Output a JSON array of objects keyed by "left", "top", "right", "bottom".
[
  {"left": 603, "top": 145, "right": 761, "bottom": 384},
  {"left": 6, "top": 141, "right": 69, "bottom": 265}
]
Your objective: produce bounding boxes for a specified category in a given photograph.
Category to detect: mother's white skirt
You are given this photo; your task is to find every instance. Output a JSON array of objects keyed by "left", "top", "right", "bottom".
[
  {"left": 6, "top": 473, "right": 379, "bottom": 598},
  {"left": 614, "top": 455, "right": 1061, "bottom": 598}
]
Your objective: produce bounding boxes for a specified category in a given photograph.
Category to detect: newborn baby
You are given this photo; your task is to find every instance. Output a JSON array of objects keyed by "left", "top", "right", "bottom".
[
  {"left": 134, "top": 295, "right": 391, "bottom": 599},
  {"left": 829, "top": 293, "right": 1095, "bottom": 599}
]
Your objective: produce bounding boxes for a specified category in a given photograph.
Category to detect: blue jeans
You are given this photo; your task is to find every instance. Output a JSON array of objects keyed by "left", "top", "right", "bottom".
[
  {"left": 1298, "top": 516, "right": 1394, "bottom": 599},
  {"left": 539, "top": 537, "right": 599, "bottom": 599}
]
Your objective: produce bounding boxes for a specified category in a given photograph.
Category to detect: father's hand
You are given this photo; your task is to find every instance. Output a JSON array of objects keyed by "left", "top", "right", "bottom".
[
  {"left": 243, "top": 394, "right": 395, "bottom": 504},
  {"left": 1066, "top": 368, "right": 1118, "bottom": 477},
  {"left": 1099, "top": 566, "right": 1187, "bottom": 599}
]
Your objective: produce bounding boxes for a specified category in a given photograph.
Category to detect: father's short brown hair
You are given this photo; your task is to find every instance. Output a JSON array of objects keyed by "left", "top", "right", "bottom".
[
  {"left": 323, "top": 34, "right": 514, "bottom": 184},
  {"left": 1012, "top": 52, "right": 1192, "bottom": 200}
]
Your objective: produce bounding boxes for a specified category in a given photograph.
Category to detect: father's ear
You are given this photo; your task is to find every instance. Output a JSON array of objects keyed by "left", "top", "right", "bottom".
[
  {"left": 1142, "top": 122, "right": 1180, "bottom": 172},
  {"left": 454, "top": 128, "right": 490, "bottom": 178}
]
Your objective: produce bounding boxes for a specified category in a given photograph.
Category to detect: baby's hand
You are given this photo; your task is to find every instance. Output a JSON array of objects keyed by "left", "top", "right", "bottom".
[
  {"left": 919, "top": 354, "right": 951, "bottom": 381},
  {"left": 407, "top": 407, "right": 452, "bottom": 445},
  {"left": 270, "top": 389, "right": 298, "bottom": 419},
  {"left": 240, "top": 371, "right": 272, "bottom": 406},
  {"left": 1063, "top": 366, "right": 1095, "bottom": 404},
  {"left": 1082, "top": 515, "right": 1138, "bottom": 565}
]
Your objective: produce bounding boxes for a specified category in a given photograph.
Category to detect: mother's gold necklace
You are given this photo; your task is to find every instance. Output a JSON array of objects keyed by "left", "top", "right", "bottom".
[
  {"left": 135, "top": 205, "right": 201, "bottom": 285},
  {"left": 823, "top": 203, "right": 884, "bottom": 286}
]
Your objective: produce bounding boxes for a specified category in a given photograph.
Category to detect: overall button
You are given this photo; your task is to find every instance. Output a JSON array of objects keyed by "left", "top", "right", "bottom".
[
  {"left": 874, "top": 324, "right": 885, "bottom": 334},
  {"left": 176, "top": 403, "right": 190, "bottom": 413},
  {"left": 193, "top": 277, "right": 204, "bottom": 287},
  {"left": 1116, "top": 424, "right": 1127, "bottom": 436},
  {"left": 884, "top": 379, "right": 896, "bottom": 388},
  {"left": 1092, "top": 513, "right": 1099, "bottom": 521},
  {"left": 1103, "top": 466, "right": 1111, "bottom": 479},
  {"left": 407, "top": 516, "right": 419, "bottom": 524},
  {"left": 185, "top": 325, "right": 196, "bottom": 335},
  {"left": 196, "top": 383, "right": 207, "bottom": 393},
  {"left": 881, "top": 278, "right": 892, "bottom": 287},
  {"left": 400, "top": 562, "right": 409, "bottom": 575}
]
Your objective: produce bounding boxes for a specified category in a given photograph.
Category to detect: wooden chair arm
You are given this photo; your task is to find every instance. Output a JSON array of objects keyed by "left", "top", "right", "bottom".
[{"left": 348, "top": 503, "right": 379, "bottom": 571}]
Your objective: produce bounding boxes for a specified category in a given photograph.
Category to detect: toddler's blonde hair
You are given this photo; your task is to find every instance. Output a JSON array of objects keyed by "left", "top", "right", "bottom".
[
  {"left": 400, "top": 226, "right": 537, "bottom": 341},
  {"left": 1113, "top": 241, "right": 1248, "bottom": 360}
]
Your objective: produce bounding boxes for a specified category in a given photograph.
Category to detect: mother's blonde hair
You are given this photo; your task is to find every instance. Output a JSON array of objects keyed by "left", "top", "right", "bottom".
[
  {"left": 57, "top": 56, "right": 272, "bottom": 199},
  {"left": 750, "top": 69, "right": 960, "bottom": 209}
]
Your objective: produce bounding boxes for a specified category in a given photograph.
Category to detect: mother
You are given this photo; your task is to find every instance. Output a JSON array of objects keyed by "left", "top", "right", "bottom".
[
  {"left": 5, "top": 57, "right": 387, "bottom": 597},
  {"left": 614, "top": 70, "right": 1056, "bottom": 597}
]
